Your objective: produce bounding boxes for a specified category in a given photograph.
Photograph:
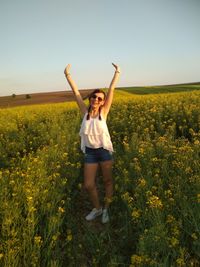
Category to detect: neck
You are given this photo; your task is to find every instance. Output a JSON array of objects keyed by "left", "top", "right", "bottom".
[
  {"left": 87, "top": 105, "right": 102, "bottom": 120},
  {"left": 90, "top": 107, "right": 99, "bottom": 115}
]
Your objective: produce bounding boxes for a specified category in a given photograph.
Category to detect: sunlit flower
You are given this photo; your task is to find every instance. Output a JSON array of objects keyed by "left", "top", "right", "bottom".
[
  {"left": 34, "top": 235, "right": 43, "bottom": 246},
  {"left": 58, "top": 207, "right": 65, "bottom": 213},
  {"left": 146, "top": 195, "right": 163, "bottom": 209},
  {"left": 131, "top": 208, "right": 141, "bottom": 219},
  {"left": 137, "top": 178, "right": 146, "bottom": 187},
  {"left": 67, "top": 229, "right": 73, "bottom": 242}
]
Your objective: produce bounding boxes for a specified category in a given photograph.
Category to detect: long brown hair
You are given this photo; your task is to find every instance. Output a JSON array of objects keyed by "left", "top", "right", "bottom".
[{"left": 86, "top": 89, "right": 106, "bottom": 120}]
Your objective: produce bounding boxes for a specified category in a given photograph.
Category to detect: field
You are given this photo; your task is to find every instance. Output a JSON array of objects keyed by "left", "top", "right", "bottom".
[
  {"left": 0, "top": 90, "right": 93, "bottom": 108},
  {"left": 1, "top": 83, "right": 200, "bottom": 108},
  {"left": 0, "top": 87, "right": 200, "bottom": 266}
]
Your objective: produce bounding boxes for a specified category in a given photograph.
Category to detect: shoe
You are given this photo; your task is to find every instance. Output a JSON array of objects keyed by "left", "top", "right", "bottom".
[
  {"left": 102, "top": 208, "right": 109, "bottom": 224},
  {"left": 85, "top": 207, "right": 102, "bottom": 221}
]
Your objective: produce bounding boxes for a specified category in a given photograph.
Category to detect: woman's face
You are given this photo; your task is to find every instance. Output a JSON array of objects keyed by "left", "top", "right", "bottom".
[{"left": 90, "top": 93, "right": 105, "bottom": 108}]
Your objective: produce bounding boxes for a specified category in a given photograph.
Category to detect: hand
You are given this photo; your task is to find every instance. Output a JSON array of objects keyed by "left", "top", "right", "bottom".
[
  {"left": 112, "top": 63, "right": 120, "bottom": 73},
  {"left": 64, "top": 64, "right": 71, "bottom": 76}
]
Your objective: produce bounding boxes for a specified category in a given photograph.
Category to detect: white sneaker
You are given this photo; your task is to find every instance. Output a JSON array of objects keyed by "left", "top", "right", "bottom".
[
  {"left": 102, "top": 208, "right": 109, "bottom": 224},
  {"left": 85, "top": 208, "right": 102, "bottom": 221}
]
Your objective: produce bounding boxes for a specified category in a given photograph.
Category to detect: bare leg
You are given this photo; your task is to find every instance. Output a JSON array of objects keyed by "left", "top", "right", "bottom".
[
  {"left": 84, "top": 163, "right": 101, "bottom": 209},
  {"left": 100, "top": 160, "right": 113, "bottom": 208}
]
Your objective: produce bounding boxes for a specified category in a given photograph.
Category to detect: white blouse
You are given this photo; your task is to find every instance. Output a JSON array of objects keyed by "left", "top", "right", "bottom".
[{"left": 79, "top": 113, "right": 114, "bottom": 153}]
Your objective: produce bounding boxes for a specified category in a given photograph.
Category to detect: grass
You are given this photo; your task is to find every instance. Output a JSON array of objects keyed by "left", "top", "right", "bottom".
[{"left": 116, "top": 83, "right": 200, "bottom": 95}]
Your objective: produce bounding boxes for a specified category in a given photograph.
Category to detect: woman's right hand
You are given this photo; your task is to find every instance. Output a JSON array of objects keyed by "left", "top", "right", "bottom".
[
  {"left": 64, "top": 64, "right": 71, "bottom": 76},
  {"left": 112, "top": 63, "right": 120, "bottom": 73}
]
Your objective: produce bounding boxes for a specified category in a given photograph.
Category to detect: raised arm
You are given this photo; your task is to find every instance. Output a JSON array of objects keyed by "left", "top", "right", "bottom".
[
  {"left": 64, "top": 64, "right": 87, "bottom": 115},
  {"left": 103, "top": 63, "right": 120, "bottom": 116}
]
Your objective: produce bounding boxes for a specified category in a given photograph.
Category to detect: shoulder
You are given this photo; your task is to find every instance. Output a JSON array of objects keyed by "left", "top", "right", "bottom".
[
  {"left": 80, "top": 112, "right": 87, "bottom": 124},
  {"left": 81, "top": 111, "right": 88, "bottom": 118}
]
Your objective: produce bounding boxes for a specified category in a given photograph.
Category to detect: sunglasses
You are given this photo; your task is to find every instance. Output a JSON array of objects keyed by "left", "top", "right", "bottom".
[{"left": 91, "top": 94, "right": 103, "bottom": 102}]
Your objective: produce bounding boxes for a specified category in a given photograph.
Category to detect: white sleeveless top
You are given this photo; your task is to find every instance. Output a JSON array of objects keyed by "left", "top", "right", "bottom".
[{"left": 79, "top": 113, "right": 114, "bottom": 153}]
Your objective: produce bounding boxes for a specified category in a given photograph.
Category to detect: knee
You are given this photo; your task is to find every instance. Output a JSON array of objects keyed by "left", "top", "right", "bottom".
[
  {"left": 84, "top": 182, "right": 95, "bottom": 192},
  {"left": 104, "top": 177, "right": 113, "bottom": 187}
]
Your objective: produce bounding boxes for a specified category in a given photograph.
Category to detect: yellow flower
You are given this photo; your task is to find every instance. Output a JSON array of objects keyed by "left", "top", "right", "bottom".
[
  {"left": 67, "top": 229, "right": 73, "bottom": 242},
  {"left": 194, "top": 140, "right": 200, "bottom": 145},
  {"left": 62, "top": 178, "right": 68, "bottom": 185},
  {"left": 176, "top": 258, "right": 185, "bottom": 266},
  {"left": 78, "top": 183, "right": 82, "bottom": 190},
  {"left": 58, "top": 207, "right": 65, "bottom": 213},
  {"left": 34, "top": 235, "right": 43, "bottom": 245},
  {"left": 146, "top": 195, "right": 163, "bottom": 209},
  {"left": 152, "top": 157, "right": 158, "bottom": 162},
  {"left": 135, "top": 164, "right": 141, "bottom": 172},
  {"left": 191, "top": 233, "right": 198, "bottom": 240},
  {"left": 131, "top": 255, "right": 143, "bottom": 264},
  {"left": 115, "top": 184, "right": 119, "bottom": 190},
  {"left": 60, "top": 199, "right": 65, "bottom": 205},
  {"left": 169, "top": 237, "right": 179, "bottom": 247},
  {"left": 33, "top": 157, "right": 38, "bottom": 163},
  {"left": 166, "top": 214, "right": 175, "bottom": 224},
  {"left": 171, "top": 225, "right": 180, "bottom": 237},
  {"left": 52, "top": 235, "right": 58, "bottom": 241},
  {"left": 29, "top": 206, "right": 36, "bottom": 212},
  {"left": 131, "top": 208, "right": 141, "bottom": 219},
  {"left": 185, "top": 167, "right": 192, "bottom": 174},
  {"left": 164, "top": 190, "right": 172, "bottom": 198},
  {"left": 137, "top": 178, "right": 146, "bottom": 187},
  {"left": 197, "top": 194, "right": 200, "bottom": 203},
  {"left": 122, "top": 192, "right": 133, "bottom": 204},
  {"left": 139, "top": 147, "right": 145, "bottom": 154},
  {"left": 67, "top": 234, "right": 72, "bottom": 241},
  {"left": 104, "top": 197, "right": 113, "bottom": 205},
  {"left": 27, "top": 196, "right": 33, "bottom": 202}
]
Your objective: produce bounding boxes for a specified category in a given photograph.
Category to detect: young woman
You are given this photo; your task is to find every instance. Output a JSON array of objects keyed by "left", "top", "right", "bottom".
[{"left": 64, "top": 63, "right": 120, "bottom": 223}]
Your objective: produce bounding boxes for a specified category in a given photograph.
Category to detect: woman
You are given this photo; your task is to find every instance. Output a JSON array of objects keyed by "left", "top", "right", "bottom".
[{"left": 64, "top": 63, "right": 120, "bottom": 223}]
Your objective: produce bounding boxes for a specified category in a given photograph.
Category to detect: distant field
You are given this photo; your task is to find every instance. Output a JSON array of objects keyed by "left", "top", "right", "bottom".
[
  {"left": 0, "top": 89, "right": 94, "bottom": 108},
  {"left": 0, "top": 82, "right": 200, "bottom": 108},
  {"left": 117, "top": 83, "right": 200, "bottom": 95}
]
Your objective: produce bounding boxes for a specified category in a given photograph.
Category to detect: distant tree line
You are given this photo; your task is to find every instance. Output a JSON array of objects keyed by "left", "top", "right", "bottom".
[
  {"left": 26, "top": 94, "right": 31, "bottom": 99},
  {"left": 11, "top": 94, "right": 31, "bottom": 99}
]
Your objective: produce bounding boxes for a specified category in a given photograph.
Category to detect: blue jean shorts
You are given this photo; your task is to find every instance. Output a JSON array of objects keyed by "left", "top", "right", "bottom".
[{"left": 84, "top": 147, "right": 113, "bottom": 163}]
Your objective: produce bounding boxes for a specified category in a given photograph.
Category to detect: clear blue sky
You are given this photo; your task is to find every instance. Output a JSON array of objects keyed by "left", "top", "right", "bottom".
[{"left": 0, "top": 0, "right": 200, "bottom": 96}]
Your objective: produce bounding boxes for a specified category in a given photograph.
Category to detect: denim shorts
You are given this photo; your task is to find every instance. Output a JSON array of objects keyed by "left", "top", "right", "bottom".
[{"left": 84, "top": 147, "right": 113, "bottom": 163}]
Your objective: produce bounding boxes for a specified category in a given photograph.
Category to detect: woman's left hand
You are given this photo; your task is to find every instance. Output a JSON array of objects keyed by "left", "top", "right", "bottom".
[
  {"left": 64, "top": 64, "right": 71, "bottom": 76},
  {"left": 112, "top": 63, "right": 120, "bottom": 73}
]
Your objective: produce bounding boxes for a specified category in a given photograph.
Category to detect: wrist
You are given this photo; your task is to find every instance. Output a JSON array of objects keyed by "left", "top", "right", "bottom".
[
  {"left": 115, "top": 70, "right": 120, "bottom": 73},
  {"left": 65, "top": 73, "right": 71, "bottom": 77}
]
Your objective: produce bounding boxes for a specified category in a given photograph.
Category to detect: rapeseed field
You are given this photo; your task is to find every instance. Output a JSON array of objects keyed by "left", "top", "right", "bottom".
[{"left": 0, "top": 90, "right": 199, "bottom": 266}]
